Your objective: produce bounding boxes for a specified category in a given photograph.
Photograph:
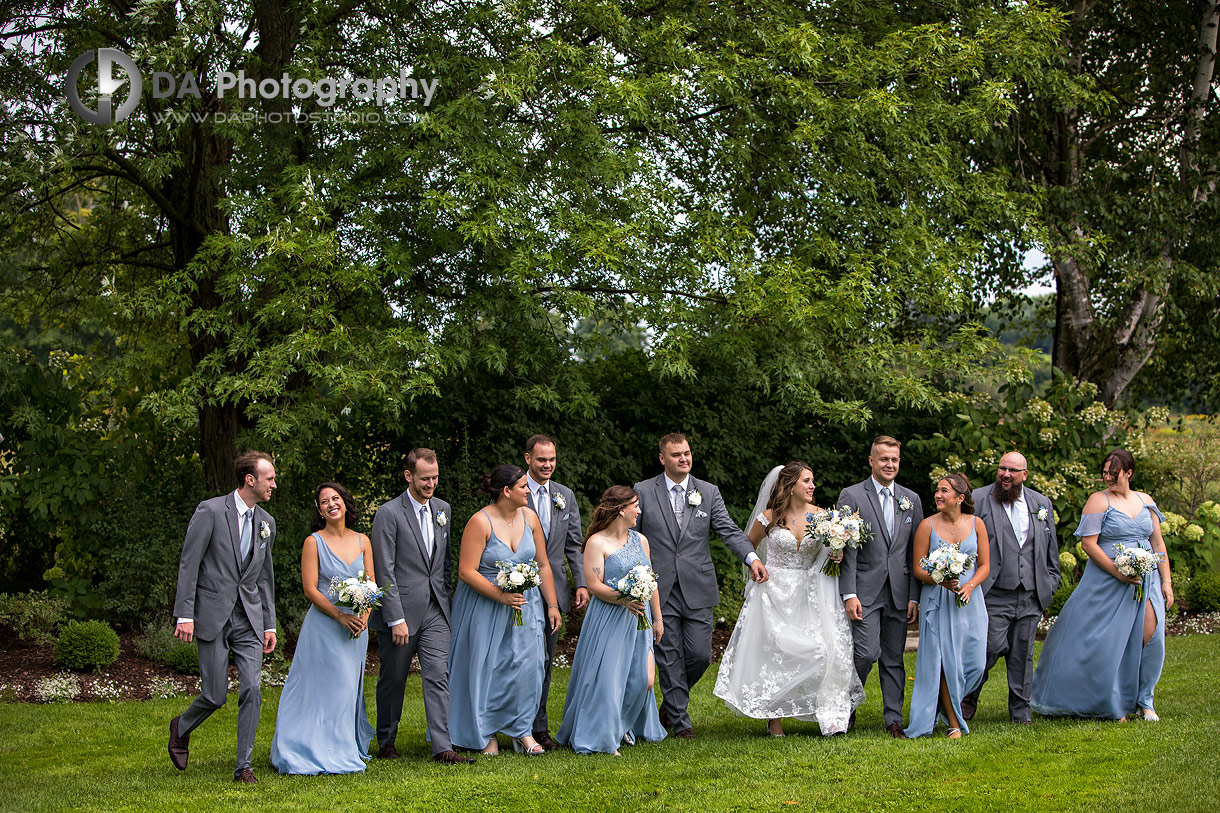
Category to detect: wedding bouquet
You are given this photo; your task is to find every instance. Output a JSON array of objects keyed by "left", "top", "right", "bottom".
[
  {"left": 495, "top": 560, "right": 542, "bottom": 626},
  {"left": 615, "top": 564, "right": 659, "bottom": 630},
  {"left": 1113, "top": 544, "right": 1164, "bottom": 603},
  {"left": 807, "top": 507, "right": 869, "bottom": 577},
  {"left": 327, "top": 571, "right": 385, "bottom": 638},
  {"left": 920, "top": 546, "right": 976, "bottom": 606}
]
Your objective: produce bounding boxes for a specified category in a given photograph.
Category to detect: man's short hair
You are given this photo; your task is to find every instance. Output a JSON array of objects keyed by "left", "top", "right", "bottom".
[
  {"left": 405, "top": 448, "right": 438, "bottom": 473},
  {"left": 235, "top": 450, "right": 274, "bottom": 487},
  {"left": 525, "top": 434, "right": 555, "bottom": 454},
  {"left": 659, "top": 432, "right": 689, "bottom": 453},
  {"left": 870, "top": 435, "right": 902, "bottom": 455}
]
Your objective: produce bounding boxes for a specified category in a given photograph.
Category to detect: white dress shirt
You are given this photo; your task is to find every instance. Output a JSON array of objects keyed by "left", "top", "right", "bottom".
[
  {"left": 1006, "top": 489, "right": 1029, "bottom": 547},
  {"left": 842, "top": 478, "right": 901, "bottom": 603}
]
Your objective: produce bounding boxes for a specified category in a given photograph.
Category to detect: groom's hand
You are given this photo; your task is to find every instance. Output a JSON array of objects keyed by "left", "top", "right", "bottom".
[
  {"left": 748, "top": 560, "right": 769, "bottom": 583},
  {"left": 844, "top": 597, "right": 863, "bottom": 621},
  {"left": 174, "top": 621, "right": 194, "bottom": 643},
  {"left": 573, "top": 587, "right": 590, "bottom": 610},
  {"left": 263, "top": 630, "right": 277, "bottom": 654},
  {"left": 906, "top": 601, "right": 919, "bottom": 624},
  {"left": 391, "top": 622, "right": 410, "bottom": 646}
]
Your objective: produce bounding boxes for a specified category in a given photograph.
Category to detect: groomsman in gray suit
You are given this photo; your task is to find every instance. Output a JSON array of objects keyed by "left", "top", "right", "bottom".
[
  {"left": 635, "top": 433, "right": 768, "bottom": 738},
  {"left": 961, "top": 451, "right": 1059, "bottom": 724},
  {"left": 523, "top": 434, "right": 586, "bottom": 751},
  {"left": 168, "top": 451, "right": 278, "bottom": 783},
  {"left": 369, "top": 448, "right": 474, "bottom": 764},
  {"left": 837, "top": 435, "right": 924, "bottom": 738}
]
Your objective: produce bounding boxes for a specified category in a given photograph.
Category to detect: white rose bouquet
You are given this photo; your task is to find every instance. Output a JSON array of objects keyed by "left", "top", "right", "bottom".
[
  {"left": 495, "top": 560, "right": 542, "bottom": 626},
  {"left": 920, "top": 545, "right": 976, "bottom": 606},
  {"left": 615, "top": 564, "right": 659, "bottom": 630},
  {"left": 807, "top": 507, "right": 869, "bottom": 577},
  {"left": 327, "top": 571, "right": 386, "bottom": 638},
  {"left": 1113, "top": 544, "right": 1164, "bottom": 603}
]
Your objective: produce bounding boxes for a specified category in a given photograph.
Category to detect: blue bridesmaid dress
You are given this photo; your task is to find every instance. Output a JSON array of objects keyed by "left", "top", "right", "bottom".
[
  {"left": 905, "top": 525, "right": 988, "bottom": 738},
  {"left": 1031, "top": 497, "right": 1167, "bottom": 719},
  {"left": 447, "top": 509, "right": 546, "bottom": 749},
  {"left": 556, "top": 529, "right": 666, "bottom": 754},
  {"left": 270, "top": 533, "right": 375, "bottom": 774}
]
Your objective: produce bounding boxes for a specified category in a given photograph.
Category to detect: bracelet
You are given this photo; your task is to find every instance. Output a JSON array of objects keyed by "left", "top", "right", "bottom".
[
  {"left": 756, "top": 515, "right": 770, "bottom": 527},
  {"left": 498, "top": 590, "right": 505, "bottom": 604},
  {"left": 547, "top": 604, "right": 559, "bottom": 610}
]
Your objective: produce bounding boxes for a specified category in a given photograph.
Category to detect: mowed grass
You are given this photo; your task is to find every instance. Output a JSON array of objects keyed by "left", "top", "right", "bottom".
[{"left": 2, "top": 635, "right": 1217, "bottom": 812}]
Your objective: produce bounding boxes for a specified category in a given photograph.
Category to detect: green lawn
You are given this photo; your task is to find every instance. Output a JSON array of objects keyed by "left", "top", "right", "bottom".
[{"left": 2, "top": 636, "right": 1217, "bottom": 812}]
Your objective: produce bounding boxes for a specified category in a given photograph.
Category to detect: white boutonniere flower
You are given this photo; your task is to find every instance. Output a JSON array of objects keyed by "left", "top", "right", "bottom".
[
  {"left": 898, "top": 496, "right": 913, "bottom": 512},
  {"left": 552, "top": 493, "right": 566, "bottom": 511},
  {"left": 435, "top": 510, "right": 447, "bottom": 527},
  {"left": 1036, "top": 506, "right": 1048, "bottom": 522},
  {"left": 687, "top": 490, "right": 703, "bottom": 507},
  {"left": 259, "top": 521, "right": 270, "bottom": 539}
]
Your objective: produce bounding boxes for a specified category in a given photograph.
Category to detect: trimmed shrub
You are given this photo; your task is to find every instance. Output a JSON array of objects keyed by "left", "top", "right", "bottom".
[
  {"left": 1184, "top": 573, "right": 1220, "bottom": 614},
  {"left": 53, "top": 620, "right": 120, "bottom": 672},
  {"left": 1048, "top": 578, "right": 1077, "bottom": 616},
  {"left": 0, "top": 590, "right": 67, "bottom": 646},
  {"left": 133, "top": 621, "right": 199, "bottom": 674},
  {"left": 164, "top": 642, "right": 200, "bottom": 675}
]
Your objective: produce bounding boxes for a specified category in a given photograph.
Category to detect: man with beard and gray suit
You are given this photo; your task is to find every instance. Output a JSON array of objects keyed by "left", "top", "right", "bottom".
[
  {"left": 522, "top": 434, "right": 587, "bottom": 751},
  {"left": 837, "top": 435, "right": 924, "bottom": 738},
  {"left": 369, "top": 448, "right": 474, "bottom": 764},
  {"left": 635, "top": 432, "right": 769, "bottom": 739},
  {"left": 961, "top": 450, "right": 1059, "bottom": 724},
  {"left": 168, "top": 451, "right": 278, "bottom": 783}
]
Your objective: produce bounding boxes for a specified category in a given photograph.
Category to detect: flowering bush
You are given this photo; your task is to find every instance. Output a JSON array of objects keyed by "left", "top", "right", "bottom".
[
  {"left": 1160, "top": 501, "right": 1220, "bottom": 577},
  {"left": 33, "top": 673, "right": 81, "bottom": 703}
]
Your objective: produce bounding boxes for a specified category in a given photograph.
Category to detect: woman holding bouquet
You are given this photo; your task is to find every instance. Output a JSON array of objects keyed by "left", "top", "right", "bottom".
[
  {"left": 270, "top": 482, "right": 377, "bottom": 774},
  {"left": 713, "top": 462, "right": 864, "bottom": 737},
  {"left": 448, "top": 465, "right": 563, "bottom": 755},
  {"left": 557, "top": 486, "right": 666, "bottom": 755},
  {"left": 904, "top": 473, "right": 989, "bottom": 739},
  {"left": 1031, "top": 449, "right": 1173, "bottom": 721}
]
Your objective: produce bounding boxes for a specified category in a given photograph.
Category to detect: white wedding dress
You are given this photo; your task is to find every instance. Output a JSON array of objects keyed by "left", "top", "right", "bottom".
[{"left": 713, "top": 524, "right": 865, "bottom": 734}]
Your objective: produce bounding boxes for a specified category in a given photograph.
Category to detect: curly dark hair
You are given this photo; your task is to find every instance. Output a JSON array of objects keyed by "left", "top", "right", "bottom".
[{"left": 310, "top": 481, "right": 358, "bottom": 532}]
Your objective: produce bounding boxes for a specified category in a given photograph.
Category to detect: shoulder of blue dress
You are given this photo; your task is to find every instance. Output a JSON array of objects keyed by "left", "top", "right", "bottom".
[{"left": 1144, "top": 501, "right": 1166, "bottom": 523}]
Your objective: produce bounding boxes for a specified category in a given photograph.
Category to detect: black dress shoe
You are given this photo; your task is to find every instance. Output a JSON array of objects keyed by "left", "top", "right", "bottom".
[
  {"left": 847, "top": 710, "right": 856, "bottom": 732},
  {"left": 885, "top": 722, "right": 909, "bottom": 739},
  {"left": 532, "top": 730, "right": 559, "bottom": 751},
  {"left": 433, "top": 750, "right": 476, "bottom": 764},
  {"left": 234, "top": 768, "right": 259, "bottom": 784},
  {"left": 168, "top": 715, "right": 189, "bottom": 771},
  {"left": 378, "top": 743, "right": 399, "bottom": 760},
  {"left": 659, "top": 707, "right": 673, "bottom": 731},
  {"left": 960, "top": 696, "right": 977, "bottom": 721},
  {"left": 674, "top": 727, "right": 696, "bottom": 740}
]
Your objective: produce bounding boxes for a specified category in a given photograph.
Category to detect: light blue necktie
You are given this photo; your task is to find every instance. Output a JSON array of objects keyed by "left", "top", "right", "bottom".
[
  {"left": 881, "top": 487, "right": 895, "bottom": 538},
  {"left": 239, "top": 510, "right": 253, "bottom": 562},
  {"left": 536, "top": 487, "right": 551, "bottom": 538}
]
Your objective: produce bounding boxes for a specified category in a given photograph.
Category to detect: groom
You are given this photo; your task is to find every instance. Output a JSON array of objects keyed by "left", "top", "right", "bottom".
[
  {"left": 837, "top": 435, "right": 924, "bottom": 738},
  {"left": 961, "top": 450, "right": 1059, "bottom": 724},
  {"left": 370, "top": 448, "right": 473, "bottom": 764},
  {"left": 169, "top": 451, "right": 278, "bottom": 783},
  {"left": 635, "top": 433, "right": 768, "bottom": 739}
]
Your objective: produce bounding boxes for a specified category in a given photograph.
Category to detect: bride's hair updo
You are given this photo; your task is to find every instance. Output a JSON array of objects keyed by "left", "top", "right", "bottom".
[
  {"left": 765, "top": 461, "right": 814, "bottom": 530},
  {"left": 479, "top": 464, "right": 527, "bottom": 503},
  {"left": 583, "top": 485, "right": 639, "bottom": 551},
  {"left": 940, "top": 472, "right": 975, "bottom": 515}
]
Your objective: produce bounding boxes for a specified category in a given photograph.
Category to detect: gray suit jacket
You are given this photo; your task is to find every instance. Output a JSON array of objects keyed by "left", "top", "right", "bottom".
[
  {"left": 974, "top": 483, "right": 1060, "bottom": 609},
  {"left": 526, "top": 480, "right": 585, "bottom": 613},
  {"left": 173, "top": 493, "right": 277, "bottom": 642},
  {"left": 633, "top": 473, "right": 754, "bottom": 610},
  {"left": 368, "top": 490, "right": 453, "bottom": 634},
  {"left": 837, "top": 479, "right": 924, "bottom": 609}
]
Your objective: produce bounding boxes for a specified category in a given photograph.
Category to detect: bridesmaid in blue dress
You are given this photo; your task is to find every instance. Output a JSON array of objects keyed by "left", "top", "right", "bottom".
[
  {"left": 448, "top": 465, "right": 564, "bottom": 755},
  {"left": 271, "top": 482, "right": 376, "bottom": 774},
  {"left": 1031, "top": 449, "right": 1174, "bottom": 721},
  {"left": 905, "top": 473, "right": 990, "bottom": 739},
  {"left": 557, "top": 486, "right": 666, "bottom": 755}
]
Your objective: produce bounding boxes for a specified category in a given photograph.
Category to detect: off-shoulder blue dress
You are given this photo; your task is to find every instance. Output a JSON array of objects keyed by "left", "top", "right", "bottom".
[{"left": 1031, "top": 498, "right": 1167, "bottom": 719}]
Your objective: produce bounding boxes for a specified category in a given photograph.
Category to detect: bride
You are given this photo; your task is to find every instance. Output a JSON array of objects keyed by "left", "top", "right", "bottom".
[{"left": 713, "top": 462, "right": 864, "bottom": 736}]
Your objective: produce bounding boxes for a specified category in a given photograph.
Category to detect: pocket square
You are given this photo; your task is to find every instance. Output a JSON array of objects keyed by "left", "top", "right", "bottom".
[
  {"left": 562, "top": 514, "right": 570, "bottom": 521},
  {"left": 904, "top": 517, "right": 912, "bottom": 524},
  {"left": 259, "top": 542, "right": 266, "bottom": 549},
  {"left": 695, "top": 510, "right": 708, "bottom": 519}
]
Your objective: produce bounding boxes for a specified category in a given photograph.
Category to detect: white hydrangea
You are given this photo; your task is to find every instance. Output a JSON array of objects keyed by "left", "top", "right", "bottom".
[
  {"left": 1026, "top": 398, "right": 1055, "bottom": 423},
  {"left": 1079, "top": 401, "right": 1108, "bottom": 425}
]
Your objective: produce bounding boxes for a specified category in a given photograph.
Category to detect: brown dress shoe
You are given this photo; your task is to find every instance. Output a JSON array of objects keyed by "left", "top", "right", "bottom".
[
  {"left": 432, "top": 750, "right": 476, "bottom": 764},
  {"left": 168, "top": 715, "right": 189, "bottom": 771},
  {"left": 885, "top": 722, "right": 909, "bottom": 739},
  {"left": 378, "top": 743, "right": 399, "bottom": 760},
  {"left": 673, "top": 728, "right": 696, "bottom": 740},
  {"left": 234, "top": 768, "right": 259, "bottom": 784},
  {"left": 960, "top": 696, "right": 977, "bottom": 721},
  {"left": 532, "top": 730, "right": 559, "bottom": 751},
  {"left": 659, "top": 707, "right": 673, "bottom": 731}
]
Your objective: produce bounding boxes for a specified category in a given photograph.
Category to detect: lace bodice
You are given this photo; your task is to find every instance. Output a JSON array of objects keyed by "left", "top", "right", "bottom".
[
  {"left": 764, "top": 526, "right": 820, "bottom": 570},
  {"left": 602, "top": 529, "right": 650, "bottom": 586}
]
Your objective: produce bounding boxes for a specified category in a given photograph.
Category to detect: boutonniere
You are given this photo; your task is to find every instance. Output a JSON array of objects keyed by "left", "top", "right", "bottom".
[
  {"left": 897, "top": 496, "right": 913, "bottom": 512},
  {"left": 1035, "top": 506, "right": 1049, "bottom": 522},
  {"left": 259, "top": 521, "right": 270, "bottom": 539},
  {"left": 552, "top": 493, "right": 566, "bottom": 511},
  {"left": 687, "top": 490, "right": 703, "bottom": 507},
  {"left": 435, "top": 510, "right": 448, "bottom": 527}
]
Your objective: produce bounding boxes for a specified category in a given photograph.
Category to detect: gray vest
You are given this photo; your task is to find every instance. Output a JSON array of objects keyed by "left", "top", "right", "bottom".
[{"left": 995, "top": 506, "right": 1036, "bottom": 591}]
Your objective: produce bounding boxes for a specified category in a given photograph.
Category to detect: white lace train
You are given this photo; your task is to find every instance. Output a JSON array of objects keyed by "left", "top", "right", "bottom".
[{"left": 713, "top": 527, "right": 865, "bottom": 734}]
